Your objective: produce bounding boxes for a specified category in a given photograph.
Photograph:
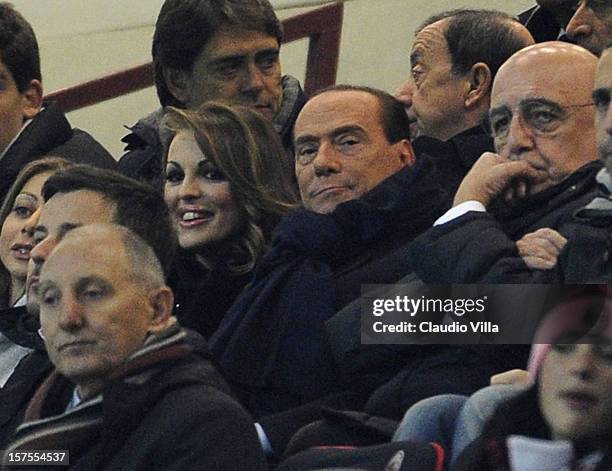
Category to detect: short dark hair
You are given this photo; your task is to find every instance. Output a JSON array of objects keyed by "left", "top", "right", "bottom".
[
  {"left": 0, "top": 2, "right": 41, "bottom": 91},
  {"left": 417, "top": 9, "right": 532, "bottom": 78},
  {"left": 153, "top": 0, "right": 283, "bottom": 108},
  {"left": 41, "top": 165, "right": 177, "bottom": 277},
  {"left": 309, "top": 84, "right": 412, "bottom": 142}
]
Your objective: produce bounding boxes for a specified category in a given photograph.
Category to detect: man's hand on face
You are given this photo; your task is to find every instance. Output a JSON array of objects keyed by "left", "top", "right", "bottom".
[
  {"left": 453, "top": 152, "right": 547, "bottom": 207},
  {"left": 516, "top": 228, "right": 567, "bottom": 270}
]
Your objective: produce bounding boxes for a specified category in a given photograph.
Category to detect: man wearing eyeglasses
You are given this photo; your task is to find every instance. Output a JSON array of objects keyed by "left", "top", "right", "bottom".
[
  {"left": 522, "top": 46, "right": 612, "bottom": 282},
  {"left": 408, "top": 41, "right": 602, "bottom": 283}
]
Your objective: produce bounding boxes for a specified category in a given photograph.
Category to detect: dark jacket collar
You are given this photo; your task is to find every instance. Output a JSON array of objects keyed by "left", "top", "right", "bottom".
[{"left": 412, "top": 126, "right": 494, "bottom": 195}]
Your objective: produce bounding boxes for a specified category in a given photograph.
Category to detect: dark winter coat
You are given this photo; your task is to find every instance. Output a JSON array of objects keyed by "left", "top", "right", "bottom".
[
  {"left": 210, "top": 159, "right": 450, "bottom": 417},
  {"left": 1, "top": 326, "right": 268, "bottom": 471},
  {"left": 409, "top": 161, "right": 602, "bottom": 283},
  {"left": 0, "top": 102, "right": 116, "bottom": 201}
]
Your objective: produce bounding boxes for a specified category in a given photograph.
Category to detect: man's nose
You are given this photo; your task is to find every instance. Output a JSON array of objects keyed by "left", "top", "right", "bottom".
[
  {"left": 241, "top": 61, "right": 265, "bottom": 94},
  {"left": 566, "top": 2, "right": 592, "bottom": 43},
  {"left": 30, "top": 236, "right": 55, "bottom": 268},
  {"left": 313, "top": 143, "right": 342, "bottom": 176},
  {"left": 500, "top": 113, "right": 536, "bottom": 158},
  {"left": 394, "top": 79, "right": 415, "bottom": 109},
  {"left": 58, "top": 295, "right": 85, "bottom": 331}
]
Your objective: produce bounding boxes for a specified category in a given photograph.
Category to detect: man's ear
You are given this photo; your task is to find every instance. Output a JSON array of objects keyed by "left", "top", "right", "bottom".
[
  {"left": 163, "top": 67, "right": 191, "bottom": 106},
  {"left": 395, "top": 138, "right": 416, "bottom": 167},
  {"left": 464, "top": 62, "right": 492, "bottom": 109},
  {"left": 21, "top": 79, "right": 43, "bottom": 120},
  {"left": 147, "top": 286, "right": 174, "bottom": 333}
]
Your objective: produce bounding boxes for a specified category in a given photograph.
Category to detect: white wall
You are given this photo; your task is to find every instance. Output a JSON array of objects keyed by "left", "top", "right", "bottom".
[{"left": 10, "top": 0, "right": 535, "bottom": 157}]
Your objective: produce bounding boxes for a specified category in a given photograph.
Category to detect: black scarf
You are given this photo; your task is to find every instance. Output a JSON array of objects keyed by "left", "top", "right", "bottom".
[{"left": 210, "top": 158, "right": 449, "bottom": 415}]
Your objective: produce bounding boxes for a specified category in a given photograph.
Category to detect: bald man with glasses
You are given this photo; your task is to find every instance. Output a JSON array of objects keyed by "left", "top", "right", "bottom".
[{"left": 408, "top": 42, "right": 602, "bottom": 283}]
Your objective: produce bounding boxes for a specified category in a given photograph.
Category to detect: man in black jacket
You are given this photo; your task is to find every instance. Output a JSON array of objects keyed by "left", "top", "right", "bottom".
[
  {"left": 516, "top": 46, "right": 612, "bottom": 282},
  {"left": 0, "top": 3, "right": 115, "bottom": 201},
  {"left": 519, "top": 0, "right": 578, "bottom": 43},
  {"left": 211, "top": 86, "right": 449, "bottom": 416},
  {"left": 0, "top": 166, "right": 178, "bottom": 447},
  {"left": 409, "top": 42, "right": 601, "bottom": 284},
  {"left": 395, "top": 9, "right": 534, "bottom": 194},
  {"left": 119, "top": 0, "right": 305, "bottom": 184},
  {"left": 2, "top": 224, "right": 267, "bottom": 471}
]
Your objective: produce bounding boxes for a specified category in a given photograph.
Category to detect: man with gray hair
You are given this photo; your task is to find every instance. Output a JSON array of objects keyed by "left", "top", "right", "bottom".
[{"left": 2, "top": 224, "right": 267, "bottom": 470}]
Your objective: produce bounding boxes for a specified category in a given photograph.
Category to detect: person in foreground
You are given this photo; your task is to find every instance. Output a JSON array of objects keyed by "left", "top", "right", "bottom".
[
  {"left": 455, "top": 288, "right": 612, "bottom": 471},
  {"left": 1, "top": 224, "right": 267, "bottom": 471}
]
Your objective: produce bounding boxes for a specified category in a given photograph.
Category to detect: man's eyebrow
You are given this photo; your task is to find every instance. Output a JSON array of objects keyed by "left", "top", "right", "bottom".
[
  {"left": 294, "top": 134, "right": 319, "bottom": 147},
  {"left": 593, "top": 87, "right": 611, "bottom": 101},
  {"left": 331, "top": 125, "right": 366, "bottom": 138},
  {"left": 254, "top": 48, "right": 280, "bottom": 58},
  {"left": 35, "top": 279, "right": 56, "bottom": 296},
  {"left": 209, "top": 48, "right": 279, "bottom": 66},
  {"left": 410, "top": 50, "right": 422, "bottom": 66},
  {"left": 520, "top": 97, "right": 562, "bottom": 108},
  {"left": 488, "top": 104, "right": 511, "bottom": 116},
  {"left": 295, "top": 126, "right": 365, "bottom": 146},
  {"left": 74, "top": 276, "right": 110, "bottom": 293},
  {"left": 209, "top": 55, "right": 244, "bottom": 67},
  {"left": 56, "top": 222, "right": 81, "bottom": 242}
]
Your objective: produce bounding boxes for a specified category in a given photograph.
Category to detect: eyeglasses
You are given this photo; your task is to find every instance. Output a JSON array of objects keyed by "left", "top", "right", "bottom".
[{"left": 482, "top": 98, "right": 594, "bottom": 143}]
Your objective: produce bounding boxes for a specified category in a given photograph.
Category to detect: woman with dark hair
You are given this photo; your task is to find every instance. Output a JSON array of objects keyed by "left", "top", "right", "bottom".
[
  {"left": 0, "top": 157, "right": 73, "bottom": 308},
  {"left": 455, "top": 290, "right": 612, "bottom": 471},
  {"left": 162, "top": 101, "right": 298, "bottom": 337}
]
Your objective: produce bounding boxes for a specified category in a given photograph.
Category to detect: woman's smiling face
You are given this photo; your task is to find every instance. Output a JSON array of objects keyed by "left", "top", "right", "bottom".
[{"left": 164, "top": 130, "right": 244, "bottom": 252}]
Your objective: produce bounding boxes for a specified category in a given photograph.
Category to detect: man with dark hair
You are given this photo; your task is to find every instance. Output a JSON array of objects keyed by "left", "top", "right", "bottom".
[
  {"left": 0, "top": 3, "right": 115, "bottom": 201},
  {"left": 211, "top": 85, "right": 449, "bottom": 415},
  {"left": 33, "top": 165, "right": 177, "bottom": 278},
  {"left": 119, "top": 0, "right": 305, "bottom": 184},
  {"left": 396, "top": 9, "right": 534, "bottom": 193},
  {"left": 2, "top": 224, "right": 267, "bottom": 470},
  {"left": 566, "top": 0, "right": 612, "bottom": 56},
  {"left": 295, "top": 85, "right": 413, "bottom": 213}
]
